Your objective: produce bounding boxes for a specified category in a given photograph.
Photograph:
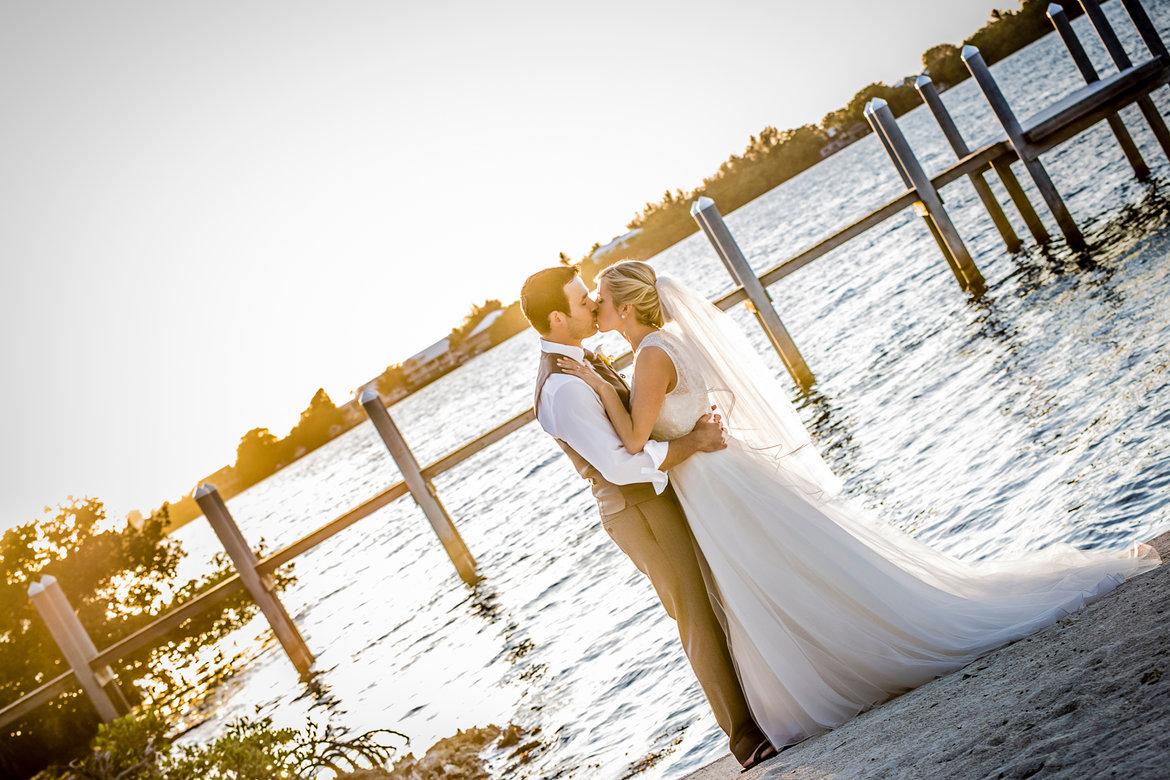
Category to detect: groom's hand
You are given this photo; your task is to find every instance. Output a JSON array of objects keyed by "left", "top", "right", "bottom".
[
  {"left": 690, "top": 412, "right": 727, "bottom": 452},
  {"left": 659, "top": 408, "right": 726, "bottom": 471}
]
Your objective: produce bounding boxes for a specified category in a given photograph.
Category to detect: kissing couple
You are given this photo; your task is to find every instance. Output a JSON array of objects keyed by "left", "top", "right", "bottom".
[{"left": 520, "top": 261, "right": 1157, "bottom": 769}]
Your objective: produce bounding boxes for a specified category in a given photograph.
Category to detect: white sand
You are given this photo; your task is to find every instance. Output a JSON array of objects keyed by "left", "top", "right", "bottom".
[{"left": 686, "top": 531, "right": 1170, "bottom": 780}]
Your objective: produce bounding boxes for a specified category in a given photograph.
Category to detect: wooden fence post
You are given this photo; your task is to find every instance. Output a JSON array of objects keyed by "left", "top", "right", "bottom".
[
  {"left": 962, "top": 45, "right": 1085, "bottom": 249},
  {"left": 865, "top": 98, "right": 967, "bottom": 283},
  {"left": 28, "top": 576, "right": 129, "bottom": 722},
  {"left": 864, "top": 95, "right": 962, "bottom": 274},
  {"left": 1118, "top": 0, "right": 1170, "bottom": 62},
  {"left": 1078, "top": 0, "right": 1170, "bottom": 159},
  {"left": 1049, "top": 3, "right": 1150, "bottom": 179},
  {"left": 915, "top": 74, "right": 1028, "bottom": 251},
  {"left": 194, "top": 484, "right": 316, "bottom": 679},
  {"left": 866, "top": 98, "right": 986, "bottom": 293},
  {"left": 689, "top": 196, "right": 815, "bottom": 390},
  {"left": 359, "top": 389, "right": 480, "bottom": 585}
]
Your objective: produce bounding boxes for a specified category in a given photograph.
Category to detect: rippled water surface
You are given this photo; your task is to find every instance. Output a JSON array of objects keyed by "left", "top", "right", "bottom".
[{"left": 173, "top": 6, "right": 1170, "bottom": 778}]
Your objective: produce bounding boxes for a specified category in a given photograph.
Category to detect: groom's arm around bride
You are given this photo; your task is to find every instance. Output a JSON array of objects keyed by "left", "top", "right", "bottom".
[{"left": 520, "top": 266, "right": 769, "bottom": 766}]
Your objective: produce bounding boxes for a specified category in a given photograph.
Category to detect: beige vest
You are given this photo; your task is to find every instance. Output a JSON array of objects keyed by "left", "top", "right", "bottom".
[{"left": 535, "top": 351, "right": 661, "bottom": 518}]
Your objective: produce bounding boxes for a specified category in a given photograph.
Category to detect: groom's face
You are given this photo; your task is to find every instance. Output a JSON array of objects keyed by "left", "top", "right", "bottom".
[{"left": 558, "top": 277, "right": 599, "bottom": 341}]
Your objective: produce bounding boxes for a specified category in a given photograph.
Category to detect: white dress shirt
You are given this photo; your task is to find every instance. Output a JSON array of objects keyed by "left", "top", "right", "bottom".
[{"left": 537, "top": 339, "right": 670, "bottom": 493}]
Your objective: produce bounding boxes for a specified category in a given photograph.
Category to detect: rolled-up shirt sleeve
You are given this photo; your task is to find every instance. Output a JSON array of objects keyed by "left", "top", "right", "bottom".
[{"left": 539, "top": 375, "right": 669, "bottom": 493}]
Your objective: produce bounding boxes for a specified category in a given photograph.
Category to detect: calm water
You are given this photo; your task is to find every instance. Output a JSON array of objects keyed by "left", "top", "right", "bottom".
[{"left": 172, "top": 5, "right": 1170, "bottom": 778}]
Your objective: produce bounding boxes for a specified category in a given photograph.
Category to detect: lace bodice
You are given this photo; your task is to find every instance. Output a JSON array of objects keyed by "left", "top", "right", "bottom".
[{"left": 635, "top": 329, "right": 712, "bottom": 441}]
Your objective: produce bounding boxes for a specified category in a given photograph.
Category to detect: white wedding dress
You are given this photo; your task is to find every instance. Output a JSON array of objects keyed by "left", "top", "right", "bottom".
[{"left": 634, "top": 279, "right": 1160, "bottom": 749}]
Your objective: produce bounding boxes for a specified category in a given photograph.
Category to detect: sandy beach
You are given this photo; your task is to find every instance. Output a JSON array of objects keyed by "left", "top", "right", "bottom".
[{"left": 685, "top": 530, "right": 1170, "bottom": 780}]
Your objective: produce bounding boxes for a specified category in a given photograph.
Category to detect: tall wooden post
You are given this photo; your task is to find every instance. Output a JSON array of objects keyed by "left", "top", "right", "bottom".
[
  {"left": 1049, "top": 3, "right": 1149, "bottom": 179},
  {"left": 194, "top": 484, "right": 316, "bottom": 679},
  {"left": 864, "top": 96, "right": 963, "bottom": 275},
  {"left": 28, "top": 576, "right": 129, "bottom": 722},
  {"left": 359, "top": 389, "right": 480, "bottom": 585},
  {"left": 1079, "top": 0, "right": 1170, "bottom": 159},
  {"left": 866, "top": 98, "right": 986, "bottom": 293},
  {"left": 1118, "top": 0, "right": 1170, "bottom": 62},
  {"left": 963, "top": 45, "right": 1085, "bottom": 249},
  {"left": 915, "top": 74, "right": 1029, "bottom": 251},
  {"left": 689, "top": 196, "right": 815, "bottom": 390}
]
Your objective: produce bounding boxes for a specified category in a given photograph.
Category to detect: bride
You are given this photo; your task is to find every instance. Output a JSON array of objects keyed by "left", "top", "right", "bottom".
[{"left": 559, "top": 260, "right": 1160, "bottom": 749}]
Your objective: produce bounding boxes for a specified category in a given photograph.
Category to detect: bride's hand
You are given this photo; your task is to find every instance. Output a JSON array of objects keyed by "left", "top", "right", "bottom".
[{"left": 558, "top": 357, "right": 609, "bottom": 393}]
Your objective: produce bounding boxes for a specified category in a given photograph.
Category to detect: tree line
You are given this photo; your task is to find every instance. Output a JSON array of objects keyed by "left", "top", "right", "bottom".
[
  {"left": 590, "top": 0, "right": 1086, "bottom": 267},
  {"left": 0, "top": 498, "right": 288, "bottom": 777}
]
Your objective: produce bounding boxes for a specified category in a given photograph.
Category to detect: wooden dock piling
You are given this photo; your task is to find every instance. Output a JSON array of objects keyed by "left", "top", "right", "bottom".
[
  {"left": 866, "top": 98, "right": 986, "bottom": 293},
  {"left": 689, "top": 196, "right": 815, "bottom": 390},
  {"left": 194, "top": 484, "right": 316, "bottom": 679},
  {"left": 1049, "top": 3, "right": 1150, "bottom": 179},
  {"left": 1119, "top": 0, "right": 1170, "bottom": 62},
  {"left": 963, "top": 45, "right": 1086, "bottom": 249},
  {"left": 915, "top": 74, "right": 1027, "bottom": 252},
  {"left": 864, "top": 96, "right": 964, "bottom": 275},
  {"left": 359, "top": 389, "right": 480, "bottom": 585},
  {"left": 28, "top": 576, "right": 130, "bottom": 723},
  {"left": 1079, "top": 0, "right": 1170, "bottom": 159}
]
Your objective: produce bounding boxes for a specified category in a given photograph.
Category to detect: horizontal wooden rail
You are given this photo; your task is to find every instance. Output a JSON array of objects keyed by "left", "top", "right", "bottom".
[
  {"left": 1023, "top": 60, "right": 1169, "bottom": 152},
  {"left": 0, "top": 672, "right": 76, "bottom": 727},
  {"left": 255, "top": 482, "right": 411, "bottom": 576},
  {"left": 90, "top": 576, "right": 247, "bottom": 670},
  {"left": 753, "top": 140, "right": 1014, "bottom": 294},
  {"left": 420, "top": 409, "right": 537, "bottom": 482},
  {"left": 0, "top": 575, "right": 247, "bottom": 728}
]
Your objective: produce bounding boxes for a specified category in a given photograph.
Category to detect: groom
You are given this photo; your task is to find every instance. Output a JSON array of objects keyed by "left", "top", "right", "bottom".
[{"left": 520, "top": 266, "right": 773, "bottom": 768}]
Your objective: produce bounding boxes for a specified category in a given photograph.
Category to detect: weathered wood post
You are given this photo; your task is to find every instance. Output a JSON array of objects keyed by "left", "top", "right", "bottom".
[
  {"left": 1079, "top": 0, "right": 1170, "bottom": 159},
  {"left": 866, "top": 98, "right": 986, "bottom": 293},
  {"left": 864, "top": 97, "right": 963, "bottom": 276},
  {"left": 1049, "top": 3, "right": 1150, "bottom": 179},
  {"left": 962, "top": 45, "right": 1086, "bottom": 249},
  {"left": 986, "top": 156, "right": 1051, "bottom": 245},
  {"left": 1118, "top": 0, "right": 1170, "bottom": 62},
  {"left": 914, "top": 74, "right": 1030, "bottom": 251},
  {"left": 689, "top": 196, "right": 815, "bottom": 390},
  {"left": 28, "top": 576, "right": 129, "bottom": 722},
  {"left": 359, "top": 389, "right": 480, "bottom": 585},
  {"left": 194, "top": 484, "right": 316, "bottom": 679}
]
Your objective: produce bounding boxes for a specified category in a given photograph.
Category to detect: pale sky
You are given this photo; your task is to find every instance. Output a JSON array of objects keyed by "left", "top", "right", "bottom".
[{"left": 1, "top": 0, "right": 1008, "bottom": 527}]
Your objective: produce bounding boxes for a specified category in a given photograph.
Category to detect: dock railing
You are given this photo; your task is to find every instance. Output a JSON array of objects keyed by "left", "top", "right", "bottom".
[{"left": 7, "top": 0, "right": 1170, "bottom": 734}]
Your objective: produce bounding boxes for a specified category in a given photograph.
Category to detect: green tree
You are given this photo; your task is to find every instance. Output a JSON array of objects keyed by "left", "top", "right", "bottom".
[
  {"left": 286, "top": 389, "right": 344, "bottom": 456},
  {"left": 375, "top": 364, "right": 407, "bottom": 396},
  {"left": 233, "top": 427, "right": 285, "bottom": 487},
  {"left": 0, "top": 499, "right": 280, "bottom": 778},
  {"left": 922, "top": 43, "right": 967, "bottom": 87},
  {"left": 448, "top": 299, "right": 506, "bottom": 354},
  {"left": 487, "top": 301, "right": 528, "bottom": 347}
]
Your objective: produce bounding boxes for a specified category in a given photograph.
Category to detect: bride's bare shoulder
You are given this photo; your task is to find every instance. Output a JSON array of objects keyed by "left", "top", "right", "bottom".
[{"left": 634, "top": 332, "right": 678, "bottom": 391}]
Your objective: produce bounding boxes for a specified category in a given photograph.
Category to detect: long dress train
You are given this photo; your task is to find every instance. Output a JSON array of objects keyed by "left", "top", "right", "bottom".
[{"left": 635, "top": 326, "right": 1159, "bottom": 748}]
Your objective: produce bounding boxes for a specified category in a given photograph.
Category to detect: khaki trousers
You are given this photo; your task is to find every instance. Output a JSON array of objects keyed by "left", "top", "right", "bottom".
[{"left": 602, "top": 489, "right": 764, "bottom": 763}]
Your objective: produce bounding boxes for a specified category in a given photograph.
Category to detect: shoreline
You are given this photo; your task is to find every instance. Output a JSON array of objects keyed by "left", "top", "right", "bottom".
[{"left": 685, "top": 530, "right": 1170, "bottom": 780}]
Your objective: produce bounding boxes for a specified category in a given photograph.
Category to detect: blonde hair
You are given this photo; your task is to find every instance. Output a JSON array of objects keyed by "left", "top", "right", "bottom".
[{"left": 599, "top": 260, "right": 664, "bottom": 327}]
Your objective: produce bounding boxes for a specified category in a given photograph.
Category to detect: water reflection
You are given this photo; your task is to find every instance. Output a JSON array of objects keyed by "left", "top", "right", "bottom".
[
  {"left": 461, "top": 579, "right": 504, "bottom": 624},
  {"left": 794, "top": 388, "right": 862, "bottom": 475}
]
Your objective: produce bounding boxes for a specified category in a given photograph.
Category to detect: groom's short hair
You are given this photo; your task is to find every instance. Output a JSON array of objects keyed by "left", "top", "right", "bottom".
[{"left": 521, "top": 266, "right": 578, "bottom": 335}]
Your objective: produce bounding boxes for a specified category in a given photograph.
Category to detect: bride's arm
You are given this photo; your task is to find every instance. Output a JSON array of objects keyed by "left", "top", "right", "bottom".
[
  {"left": 558, "top": 346, "right": 676, "bottom": 454},
  {"left": 624, "top": 347, "right": 674, "bottom": 453}
]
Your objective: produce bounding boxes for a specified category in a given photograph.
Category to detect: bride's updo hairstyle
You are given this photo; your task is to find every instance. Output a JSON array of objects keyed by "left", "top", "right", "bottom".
[{"left": 599, "top": 260, "right": 665, "bottom": 327}]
